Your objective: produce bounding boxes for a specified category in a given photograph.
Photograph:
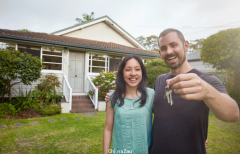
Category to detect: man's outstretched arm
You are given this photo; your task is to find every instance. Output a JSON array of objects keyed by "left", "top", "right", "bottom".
[{"left": 167, "top": 73, "right": 239, "bottom": 122}]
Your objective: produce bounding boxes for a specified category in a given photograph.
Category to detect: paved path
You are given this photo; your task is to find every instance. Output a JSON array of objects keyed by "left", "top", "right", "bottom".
[{"left": 0, "top": 112, "right": 98, "bottom": 129}]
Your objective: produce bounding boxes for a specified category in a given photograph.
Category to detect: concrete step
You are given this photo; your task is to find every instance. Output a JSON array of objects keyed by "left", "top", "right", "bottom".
[
  {"left": 70, "top": 109, "right": 98, "bottom": 113},
  {"left": 72, "top": 95, "right": 90, "bottom": 100},
  {"left": 72, "top": 104, "right": 94, "bottom": 110},
  {"left": 71, "top": 95, "right": 95, "bottom": 111},
  {"left": 72, "top": 100, "right": 92, "bottom": 105}
]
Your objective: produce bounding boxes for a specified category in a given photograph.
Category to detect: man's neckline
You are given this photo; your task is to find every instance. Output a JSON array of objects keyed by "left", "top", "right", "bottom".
[{"left": 170, "top": 68, "right": 195, "bottom": 77}]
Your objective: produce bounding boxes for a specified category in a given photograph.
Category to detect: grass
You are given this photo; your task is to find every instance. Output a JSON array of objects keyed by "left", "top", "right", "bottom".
[
  {"left": 0, "top": 112, "right": 239, "bottom": 154},
  {"left": 207, "top": 112, "right": 240, "bottom": 154},
  {"left": 0, "top": 112, "right": 106, "bottom": 154}
]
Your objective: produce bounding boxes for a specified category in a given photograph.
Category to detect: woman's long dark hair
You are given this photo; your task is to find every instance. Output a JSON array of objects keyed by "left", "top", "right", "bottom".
[{"left": 111, "top": 54, "right": 148, "bottom": 108}]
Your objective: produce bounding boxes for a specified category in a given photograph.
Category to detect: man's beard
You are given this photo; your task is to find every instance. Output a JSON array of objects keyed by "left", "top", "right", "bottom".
[{"left": 165, "top": 52, "right": 186, "bottom": 70}]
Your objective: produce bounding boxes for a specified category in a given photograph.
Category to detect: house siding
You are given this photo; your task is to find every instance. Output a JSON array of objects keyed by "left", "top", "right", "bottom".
[
  {"left": 63, "top": 22, "right": 137, "bottom": 48},
  {"left": 7, "top": 73, "right": 63, "bottom": 97},
  {"left": 188, "top": 61, "right": 216, "bottom": 73}
]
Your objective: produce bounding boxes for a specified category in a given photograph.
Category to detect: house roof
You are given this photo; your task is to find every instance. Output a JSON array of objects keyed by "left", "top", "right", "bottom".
[
  {"left": 0, "top": 29, "right": 159, "bottom": 58},
  {"left": 51, "top": 16, "right": 146, "bottom": 49},
  {"left": 187, "top": 51, "right": 201, "bottom": 61}
]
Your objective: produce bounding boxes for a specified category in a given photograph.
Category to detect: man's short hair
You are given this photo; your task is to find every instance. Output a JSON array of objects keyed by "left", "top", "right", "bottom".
[{"left": 158, "top": 28, "right": 185, "bottom": 45}]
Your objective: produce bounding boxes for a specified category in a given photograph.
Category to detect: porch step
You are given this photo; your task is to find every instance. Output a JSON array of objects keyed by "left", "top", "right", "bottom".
[
  {"left": 71, "top": 95, "right": 96, "bottom": 113},
  {"left": 72, "top": 95, "right": 90, "bottom": 100}
]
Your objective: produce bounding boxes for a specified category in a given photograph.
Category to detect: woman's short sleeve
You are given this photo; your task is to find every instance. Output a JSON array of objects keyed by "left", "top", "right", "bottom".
[{"left": 145, "top": 88, "right": 155, "bottom": 112}]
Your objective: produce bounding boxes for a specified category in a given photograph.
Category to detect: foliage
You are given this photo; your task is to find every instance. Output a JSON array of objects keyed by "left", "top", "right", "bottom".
[
  {"left": 36, "top": 104, "right": 61, "bottom": 116},
  {"left": 201, "top": 28, "right": 240, "bottom": 106},
  {"left": 75, "top": 12, "right": 94, "bottom": 24},
  {"left": 17, "top": 29, "right": 32, "bottom": 32},
  {"left": 10, "top": 87, "right": 39, "bottom": 112},
  {"left": 0, "top": 77, "right": 8, "bottom": 103},
  {"left": 189, "top": 38, "right": 205, "bottom": 53},
  {"left": 0, "top": 103, "right": 18, "bottom": 118},
  {"left": 209, "top": 70, "right": 240, "bottom": 106},
  {"left": 201, "top": 27, "right": 240, "bottom": 71},
  {"left": 136, "top": 35, "right": 159, "bottom": 52},
  {"left": 224, "top": 70, "right": 240, "bottom": 106},
  {"left": 91, "top": 70, "right": 117, "bottom": 101},
  {"left": 88, "top": 90, "right": 95, "bottom": 99},
  {"left": 145, "top": 58, "right": 170, "bottom": 88},
  {"left": 32, "top": 74, "right": 62, "bottom": 105},
  {"left": 0, "top": 48, "right": 42, "bottom": 101}
]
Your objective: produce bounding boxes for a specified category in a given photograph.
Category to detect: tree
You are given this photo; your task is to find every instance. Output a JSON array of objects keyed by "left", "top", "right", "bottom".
[
  {"left": 189, "top": 39, "right": 205, "bottom": 53},
  {"left": 201, "top": 27, "right": 240, "bottom": 106},
  {"left": 201, "top": 28, "right": 240, "bottom": 71},
  {"left": 0, "top": 49, "right": 42, "bottom": 101},
  {"left": 136, "top": 35, "right": 159, "bottom": 52},
  {"left": 75, "top": 12, "right": 94, "bottom": 24},
  {"left": 0, "top": 77, "right": 8, "bottom": 103},
  {"left": 136, "top": 36, "right": 146, "bottom": 46},
  {"left": 17, "top": 29, "right": 32, "bottom": 32}
]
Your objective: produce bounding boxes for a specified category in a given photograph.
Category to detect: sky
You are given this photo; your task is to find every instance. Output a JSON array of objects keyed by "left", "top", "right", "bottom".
[{"left": 0, "top": 0, "right": 240, "bottom": 42}]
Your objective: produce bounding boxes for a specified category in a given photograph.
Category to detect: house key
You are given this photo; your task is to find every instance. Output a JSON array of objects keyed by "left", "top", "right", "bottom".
[{"left": 164, "top": 85, "right": 173, "bottom": 105}]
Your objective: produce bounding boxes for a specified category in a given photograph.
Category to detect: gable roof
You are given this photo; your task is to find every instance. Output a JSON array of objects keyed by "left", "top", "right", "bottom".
[
  {"left": 187, "top": 51, "right": 201, "bottom": 61},
  {"left": 0, "top": 29, "right": 159, "bottom": 58},
  {"left": 51, "top": 16, "right": 146, "bottom": 50}
]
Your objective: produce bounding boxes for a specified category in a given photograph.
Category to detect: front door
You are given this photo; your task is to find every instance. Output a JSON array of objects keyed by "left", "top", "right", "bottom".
[{"left": 69, "top": 52, "right": 84, "bottom": 92}]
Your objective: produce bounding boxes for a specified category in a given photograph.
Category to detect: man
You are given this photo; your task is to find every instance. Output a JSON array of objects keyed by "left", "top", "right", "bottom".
[
  {"left": 149, "top": 28, "right": 239, "bottom": 154},
  {"left": 105, "top": 28, "right": 239, "bottom": 153}
]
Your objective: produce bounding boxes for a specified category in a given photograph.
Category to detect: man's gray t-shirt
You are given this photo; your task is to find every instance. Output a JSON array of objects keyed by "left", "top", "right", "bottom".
[{"left": 149, "top": 69, "right": 228, "bottom": 154}]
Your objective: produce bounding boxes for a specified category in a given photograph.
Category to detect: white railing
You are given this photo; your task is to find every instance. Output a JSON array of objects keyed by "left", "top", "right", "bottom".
[
  {"left": 63, "top": 75, "right": 72, "bottom": 111},
  {"left": 87, "top": 76, "right": 98, "bottom": 109}
]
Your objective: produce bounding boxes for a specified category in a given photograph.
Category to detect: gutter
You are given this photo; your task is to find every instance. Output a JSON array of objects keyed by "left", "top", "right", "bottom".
[{"left": 0, "top": 34, "right": 159, "bottom": 58}]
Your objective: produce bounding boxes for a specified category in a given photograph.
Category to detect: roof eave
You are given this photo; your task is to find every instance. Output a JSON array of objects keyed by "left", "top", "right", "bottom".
[{"left": 0, "top": 34, "right": 159, "bottom": 58}]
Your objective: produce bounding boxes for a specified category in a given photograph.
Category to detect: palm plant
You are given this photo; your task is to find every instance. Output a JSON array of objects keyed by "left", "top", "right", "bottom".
[{"left": 75, "top": 12, "right": 94, "bottom": 24}]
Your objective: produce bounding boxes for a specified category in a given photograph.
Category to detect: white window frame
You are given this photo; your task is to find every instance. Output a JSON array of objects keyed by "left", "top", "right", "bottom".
[
  {"left": 0, "top": 42, "right": 16, "bottom": 50},
  {"left": 0, "top": 42, "right": 63, "bottom": 72},
  {"left": 41, "top": 47, "right": 63, "bottom": 73},
  {"left": 88, "top": 53, "right": 109, "bottom": 74}
]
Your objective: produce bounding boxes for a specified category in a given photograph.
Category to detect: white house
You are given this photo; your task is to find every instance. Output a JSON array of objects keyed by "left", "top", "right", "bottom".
[
  {"left": 0, "top": 16, "right": 159, "bottom": 113},
  {"left": 187, "top": 51, "right": 216, "bottom": 73}
]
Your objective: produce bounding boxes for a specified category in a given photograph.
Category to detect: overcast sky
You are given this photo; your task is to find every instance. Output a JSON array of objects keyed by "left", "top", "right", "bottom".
[{"left": 1, "top": 0, "right": 240, "bottom": 42}]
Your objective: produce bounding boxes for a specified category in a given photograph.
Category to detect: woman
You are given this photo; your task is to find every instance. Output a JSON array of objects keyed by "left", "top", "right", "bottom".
[{"left": 103, "top": 54, "right": 154, "bottom": 154}]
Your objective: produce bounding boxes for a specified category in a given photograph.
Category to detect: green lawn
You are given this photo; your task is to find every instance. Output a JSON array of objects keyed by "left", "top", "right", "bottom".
[
  {"left": 207, "top": 112, "right": 240, "bottom": 154},
  {"left": 0, "top": 112, "right": 239, "bottom": 154}
]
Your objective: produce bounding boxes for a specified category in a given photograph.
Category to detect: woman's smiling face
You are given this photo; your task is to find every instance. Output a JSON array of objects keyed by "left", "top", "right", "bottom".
[{"left": 123, "top": 58, "right": 142, "bottom": 89}]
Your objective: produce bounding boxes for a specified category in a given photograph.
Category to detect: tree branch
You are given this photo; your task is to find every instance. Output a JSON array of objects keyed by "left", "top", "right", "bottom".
[{"left": 11, "top": 82, "right": 21, "bottom": 87}]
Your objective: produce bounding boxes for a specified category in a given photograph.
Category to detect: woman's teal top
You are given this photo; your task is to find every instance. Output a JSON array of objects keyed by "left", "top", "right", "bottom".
[{"left": 110, "top": 88, "right": 154, "bottom": 154}]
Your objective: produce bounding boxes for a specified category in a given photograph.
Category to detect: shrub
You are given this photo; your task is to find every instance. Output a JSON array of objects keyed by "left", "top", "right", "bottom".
[
  {"left": 0, "top": 77, "right": 8, "bottom": 103},
  {"left": 32, "top": 74, "right": 62, "bottom": 105},
  {"left": 91, "top": 70, "right": 117, "bottom": 101},
  {"left": 225, "top": 71, "right": 240, "bottom": 106},
  {"left": 10, "top": 87, "right": 40, "bottom": 112},
  {"left": 145, "top": 58, "right": 170, "bottom": 88},
  {"left": 36, "top": 104, "right": 62, "bottom": 116},
  {"left": 0, "top": 103, "right": 18, "bottom": 118}
]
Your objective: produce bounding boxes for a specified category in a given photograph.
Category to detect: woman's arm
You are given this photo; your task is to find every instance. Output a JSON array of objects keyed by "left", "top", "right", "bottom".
[{"left": 103, "top": 101, "right": 114, "bottom": 154}]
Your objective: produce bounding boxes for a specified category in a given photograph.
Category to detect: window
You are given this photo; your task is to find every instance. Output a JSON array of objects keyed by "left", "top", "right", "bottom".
[
  {"left": 89, "top": 54, "right": 109, "bottom": 73},
  {"left": 42, "top": 47, "right": 62, "bottom": 71},
  {"left": 0, "top": 42, "right": 63, "bottom": 71},
  {"left": 0, "top": 42, "right": 15, "bottom": 50},
  {"left": 109, "top": 56, "right": 122, "bottom": 72},
  {"left": 18, "top": 44, "right": 41, "bottom": 57},
  {"left": 142, "top": 59, "right": 147, "bottom": 64}
]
